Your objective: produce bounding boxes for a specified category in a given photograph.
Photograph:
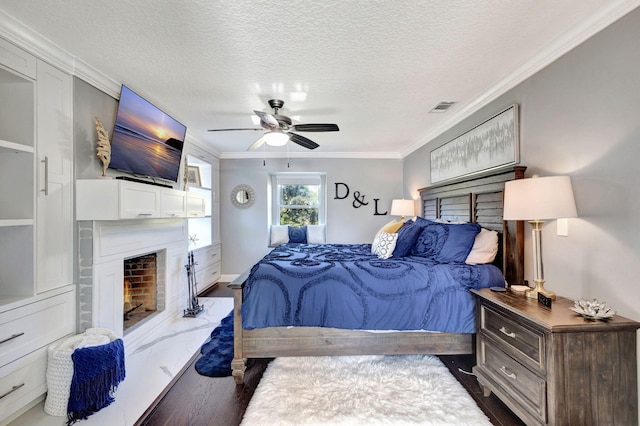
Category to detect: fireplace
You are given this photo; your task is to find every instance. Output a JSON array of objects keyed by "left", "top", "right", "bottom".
[
  {"left": 78, "top": 219, "right": 188, "bottom": 346},
  {"left": 123, "top": 251, "right": 167, "bottom": 332}
]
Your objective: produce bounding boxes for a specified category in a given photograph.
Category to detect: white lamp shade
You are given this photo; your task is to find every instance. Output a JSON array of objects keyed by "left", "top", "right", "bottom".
[
  {"left": 263, "top": 131, "right": 290, "bottom": 146},
  {"left": 390, "top": 199, "right": 415, "bottom": 217},
  {"left": 503, "top": 176, "right": 577, "bottom": 220}
]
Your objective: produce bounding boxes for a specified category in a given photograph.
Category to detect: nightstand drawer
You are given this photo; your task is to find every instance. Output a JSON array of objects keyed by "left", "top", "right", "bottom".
[
  {"left": 480, "top": 341, "right": 547, "bottom": 423},
  {"left": 480, "top": 304, "right": 544, "bottom": 369}
]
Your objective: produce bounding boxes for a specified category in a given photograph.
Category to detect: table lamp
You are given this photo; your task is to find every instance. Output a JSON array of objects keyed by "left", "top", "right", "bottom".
[
  {"left": 390, "top": 199, "right": 415, "bottom": 221},
  {"left": 503, "top": 175, "right": 577, "bottom": 299}
]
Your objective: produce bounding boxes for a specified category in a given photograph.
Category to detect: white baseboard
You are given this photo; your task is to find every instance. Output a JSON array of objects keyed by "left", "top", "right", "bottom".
[{"left": 220, "top": 274, "right": 239, "bottom": 283}]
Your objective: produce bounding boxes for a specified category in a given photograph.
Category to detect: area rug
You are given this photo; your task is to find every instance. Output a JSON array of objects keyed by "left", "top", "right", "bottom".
[
  {"left": 241, "top": 355, "right": 491, "bottom": 426},
  {"left": 194, "top": 310, "right": 234, "bottom": 376}
]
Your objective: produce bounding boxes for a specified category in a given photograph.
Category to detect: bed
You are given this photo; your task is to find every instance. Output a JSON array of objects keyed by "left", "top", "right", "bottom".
[{"left": 230, "top": 166, "right": 526, "bottom": 384}]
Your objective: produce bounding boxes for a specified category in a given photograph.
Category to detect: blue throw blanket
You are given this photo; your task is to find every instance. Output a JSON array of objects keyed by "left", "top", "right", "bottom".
[{"left": 67, "top": 338, "right": 126, "bottom": 425}]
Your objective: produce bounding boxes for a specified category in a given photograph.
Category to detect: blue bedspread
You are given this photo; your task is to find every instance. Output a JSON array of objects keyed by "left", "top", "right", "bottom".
[{"left": 242, "top": 243, "right": 505, "bottom": 333}]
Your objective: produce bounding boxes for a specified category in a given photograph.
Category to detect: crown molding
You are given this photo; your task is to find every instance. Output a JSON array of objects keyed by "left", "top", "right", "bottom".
[
  {"left": 219, "top": 150, "right": 401, "bottom": 160},
  {"left": 401, "top": 0, "right": 640, "bottom": 158}
]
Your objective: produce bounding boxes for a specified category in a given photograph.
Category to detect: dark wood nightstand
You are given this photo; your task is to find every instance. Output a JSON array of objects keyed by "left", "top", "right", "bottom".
[{"left": 471, "top": 288, "right": 639, "bottom": 426}]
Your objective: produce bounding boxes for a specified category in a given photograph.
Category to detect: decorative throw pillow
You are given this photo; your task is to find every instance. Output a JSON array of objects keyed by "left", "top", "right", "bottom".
[
  {"left": 270, "top": 225, "right": 289, "bottom": 246},
  {"left": 411, "top": 222, "right": 480, "bottom": 263},
  {"left": 371, "top": 231, "right": 398, "bottom": 259},
  {"left": 306, "top": 225, "right": 326, "bottom": 244},
  {"left": 371, "top": 220, "right": 399, "bottom": 254},
  {"left": 382, "top": 220, "right": 404, "bottom": 233},
  {"left": 392, "top": 221, "right": 424, "bottom": 258},
  {"left": 465, "top": 228, "right": 499, "bottom": 264},
  {"left": 288, "top": 226, "right": 308, "bottom": 243}
]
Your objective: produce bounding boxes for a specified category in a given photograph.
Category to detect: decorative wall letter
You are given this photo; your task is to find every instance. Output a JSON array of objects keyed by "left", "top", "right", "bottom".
[{"left": 334, "top": 182, "right": 349, "bottom": 199}]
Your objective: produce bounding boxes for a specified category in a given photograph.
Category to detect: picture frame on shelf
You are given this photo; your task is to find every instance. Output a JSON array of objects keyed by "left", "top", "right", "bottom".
[
  {"left": 187, "top": 165, "right": 201, "bottom": 187},
  {"left": 430, "top": 104, "right": 519, "bottom": 184}
]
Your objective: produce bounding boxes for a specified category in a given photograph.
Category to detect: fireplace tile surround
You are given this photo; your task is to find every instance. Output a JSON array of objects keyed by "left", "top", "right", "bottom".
[{"left": 78, "top": 218, "right": 189, "bottom": 349}]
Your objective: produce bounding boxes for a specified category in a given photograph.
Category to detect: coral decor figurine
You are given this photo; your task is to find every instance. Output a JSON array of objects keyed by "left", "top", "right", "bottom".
[{"left": 95, "top": 116, "right": 111, "bottom": 177}]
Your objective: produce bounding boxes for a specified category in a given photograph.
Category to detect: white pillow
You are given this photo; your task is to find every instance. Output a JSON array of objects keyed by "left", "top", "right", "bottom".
[
  {"left": 371, "top": 231, "right": 398, "bottom": 259},
  {"left": 270, "top": 225, "right": 289, "bottom": 246},
  {"left": 465, "top": 228, "right": 499, "bottom": 264},
  {"left": 306, "top": 225, "right": 326, "bottom": 244}
]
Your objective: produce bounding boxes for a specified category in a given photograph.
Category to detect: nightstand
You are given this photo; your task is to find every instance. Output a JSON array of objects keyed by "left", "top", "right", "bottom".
[{"left": 471, "top": 288, "right": 639, "bottom": 425}]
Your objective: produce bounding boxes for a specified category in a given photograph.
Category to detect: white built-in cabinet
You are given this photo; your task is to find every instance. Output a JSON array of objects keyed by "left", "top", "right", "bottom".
[
  {"left": 185, "top": 144, "right": 221, "bottom": 292},
  {"left": 36, "top": 60, "right": 74, "bottom": 294},
  {"left": 76, "top": 179, "right": 206, "bottom": 220},
  {"left": 0, "top": 38, "right": 75, "bottom": 423}
]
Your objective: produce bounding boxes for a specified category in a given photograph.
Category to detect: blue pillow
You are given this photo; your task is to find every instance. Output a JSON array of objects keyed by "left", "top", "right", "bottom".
[
  {"left": 414, "top": 216, "right": 434, "bottom": 227},
  {"left": 411, "top": 222, "right": 480, "bottom": 263},
  {"left": 392, "top": 221, "right": 423, "bottom": 258},
  {"left": 288, "top": 226, "right": 307, "bottom": 243}
]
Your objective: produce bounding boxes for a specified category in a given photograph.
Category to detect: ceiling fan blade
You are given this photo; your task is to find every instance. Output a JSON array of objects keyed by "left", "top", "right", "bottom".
[
  {"left": 208, "top": 128, "right": 262, "bottom": 132},
  {"left": 253, "top": 110, "right": 279, "bottom": 128},
  {"left": 290, "top": 133, "right": 320, "bottom": 150},
  {"left": 291, "top": 123, "right": 339, "bottom": 132},
  {"left": 246, "top": 135, "right": 266, "bottom": 151}
]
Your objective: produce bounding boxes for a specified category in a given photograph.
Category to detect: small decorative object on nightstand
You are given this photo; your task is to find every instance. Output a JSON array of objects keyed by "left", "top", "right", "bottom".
[{"left": 471, "top": 288, "right": 639, "bottom": 426}]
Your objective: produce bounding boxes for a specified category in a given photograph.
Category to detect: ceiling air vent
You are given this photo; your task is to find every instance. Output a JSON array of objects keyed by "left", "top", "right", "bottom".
[{"left": 429, "top": 101, "right": 457, "bottom": 113}]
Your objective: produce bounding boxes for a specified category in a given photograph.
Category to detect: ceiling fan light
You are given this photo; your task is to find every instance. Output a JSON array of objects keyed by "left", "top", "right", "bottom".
[{"left": 264, "top": 131, "right": 290, "bottom": 146}]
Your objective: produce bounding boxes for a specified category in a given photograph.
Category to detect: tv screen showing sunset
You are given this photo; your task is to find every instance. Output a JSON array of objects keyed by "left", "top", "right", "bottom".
[{"left": 109, "top": 85, "right": 186, "bottom": 182}]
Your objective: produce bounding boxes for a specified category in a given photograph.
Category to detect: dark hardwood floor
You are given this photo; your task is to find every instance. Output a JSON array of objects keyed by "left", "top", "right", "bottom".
[{"left": 138, "top": 283, "right": 524, "bottom": 426}]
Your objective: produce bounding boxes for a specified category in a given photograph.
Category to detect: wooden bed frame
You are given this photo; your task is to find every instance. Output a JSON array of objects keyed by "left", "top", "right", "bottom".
[{"left": 229, "top": 166, "right": 526, "bottom": 384}]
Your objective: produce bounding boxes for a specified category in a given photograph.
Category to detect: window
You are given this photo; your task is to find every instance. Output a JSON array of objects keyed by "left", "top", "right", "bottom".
[{"left": 271, "top": 173, "right": 326, "bottom": 226}]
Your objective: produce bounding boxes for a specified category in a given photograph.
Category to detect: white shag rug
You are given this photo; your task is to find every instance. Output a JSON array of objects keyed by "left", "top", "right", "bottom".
[{"left": 241, "top": 355, "right": 491, "bottom": 426}]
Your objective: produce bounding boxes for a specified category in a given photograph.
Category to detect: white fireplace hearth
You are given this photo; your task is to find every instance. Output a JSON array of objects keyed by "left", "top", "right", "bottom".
[{"left": 78, "top": 218, "right": 189, "bottom": 351}]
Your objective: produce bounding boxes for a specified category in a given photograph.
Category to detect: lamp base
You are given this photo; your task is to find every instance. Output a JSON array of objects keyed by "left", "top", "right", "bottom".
[{"left": 524, "top": 280, "right": 556, "bottom": 300}]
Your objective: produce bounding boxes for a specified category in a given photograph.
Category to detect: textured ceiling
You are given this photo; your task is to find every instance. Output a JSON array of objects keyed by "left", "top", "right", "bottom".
[{"left": 0, "top": 0, "right": 637, "bottom": 158}]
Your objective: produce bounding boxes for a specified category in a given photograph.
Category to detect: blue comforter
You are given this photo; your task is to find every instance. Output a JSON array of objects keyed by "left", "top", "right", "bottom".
[{"left": 242, "top": 243, "right": 504, "bottom": 333}]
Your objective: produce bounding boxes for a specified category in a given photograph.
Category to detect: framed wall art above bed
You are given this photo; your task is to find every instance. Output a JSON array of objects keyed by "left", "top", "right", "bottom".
[{"left": 430, "top": 104, "right": 520, "bottom": 184}]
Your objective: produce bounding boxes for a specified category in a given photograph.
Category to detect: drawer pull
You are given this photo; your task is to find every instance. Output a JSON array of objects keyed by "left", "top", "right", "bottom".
[
  {"left": 0, "top": 332, "right": 25, "bottom": 345},
  {"left": 0, "top": 383, "right": 25, "bottom": 400},
  {"left": 499, "top": 326, "right": 516, "bottom": 339},
  {"left": 500, "top": 366, "right": 517, "bottom": 380}
]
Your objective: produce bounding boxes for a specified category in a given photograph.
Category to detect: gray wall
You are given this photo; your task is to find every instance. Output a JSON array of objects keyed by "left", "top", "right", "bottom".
[
  {"left": 404, "top": 9, "right": 640, "bottom": 323},
  {"left": 73, "top": 78, "right": 118, "bottom": 180},
  {"left": 221, "top": 157, "right": 403, "bottom": 274}
]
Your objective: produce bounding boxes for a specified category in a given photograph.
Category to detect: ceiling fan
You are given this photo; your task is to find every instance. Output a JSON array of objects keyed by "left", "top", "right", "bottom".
[{"left": 208, "top": 99, "right": 339, "bottom": 150}]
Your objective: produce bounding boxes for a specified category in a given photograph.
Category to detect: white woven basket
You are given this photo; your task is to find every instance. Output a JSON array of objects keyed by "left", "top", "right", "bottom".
[{"left": 44, "top": 328, "right": 118, "bottom": 417}]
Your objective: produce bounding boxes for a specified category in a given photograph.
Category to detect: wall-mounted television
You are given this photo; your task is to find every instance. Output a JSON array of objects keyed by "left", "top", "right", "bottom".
[{"left": 109, "top": 84, "right": 186, "bottom": 183}]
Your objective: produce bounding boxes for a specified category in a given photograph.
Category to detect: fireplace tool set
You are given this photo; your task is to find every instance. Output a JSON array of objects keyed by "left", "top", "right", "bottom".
[{"left": 184, "top": 251, "right": 204, "bottom": 317}]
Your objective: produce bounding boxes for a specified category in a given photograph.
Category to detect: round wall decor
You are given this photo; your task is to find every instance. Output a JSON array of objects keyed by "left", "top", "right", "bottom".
[{"left": 231, "top": 184, "right": 255, "bottom": 209}]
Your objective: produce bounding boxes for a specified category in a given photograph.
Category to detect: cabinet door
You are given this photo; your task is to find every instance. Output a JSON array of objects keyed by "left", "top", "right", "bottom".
[
  {"left": 119, "top": 182, "right": 161, "bottom": 218},
  {"left": 36, "top": 60, "right": 73, "bottom": 293},
  {"left": 161, "top": 188, "right": 187, "bottom": 217}
]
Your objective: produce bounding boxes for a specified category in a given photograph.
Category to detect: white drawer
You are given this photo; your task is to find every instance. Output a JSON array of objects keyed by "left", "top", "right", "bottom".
[
  {"left": 203, "top": 244, "right": 221, "bottom": 266},
  {"left": 0, "top": 346, "right": 47, "bottom": 423},
  {"left": 196, "top": 261, "right": 221, "bottom": 289},
  {"left": 0, "top": 291, "right": 75, "bottom": 368}
]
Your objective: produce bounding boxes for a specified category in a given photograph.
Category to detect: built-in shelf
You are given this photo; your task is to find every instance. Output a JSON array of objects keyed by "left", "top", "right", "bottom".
[
  {"left": 0, "top": 219, "right": 33, "bottom": 227},
  {"left": 0, "top": 139, "right": 34, "bottom": 154}
]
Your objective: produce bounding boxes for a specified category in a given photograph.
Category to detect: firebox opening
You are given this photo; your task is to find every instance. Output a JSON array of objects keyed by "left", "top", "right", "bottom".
[{"left": 123, "top": 252, "right": 158, "bottom": 332}]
